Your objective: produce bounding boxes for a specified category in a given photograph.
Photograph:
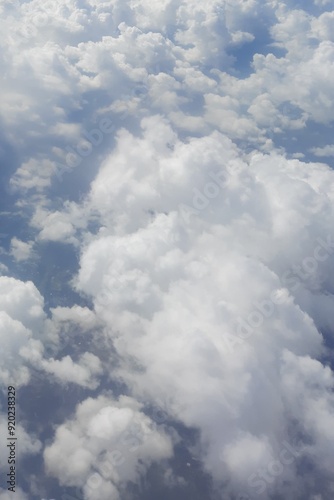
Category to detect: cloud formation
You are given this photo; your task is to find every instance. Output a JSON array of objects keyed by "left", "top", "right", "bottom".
[
  {"left": 69, "top": 116, "right": 334, "bottom": 498},
  {"left": 44, "top": 394, "right": 173, "bottom": 500},
  {"left": 1, "top": 1, "right": 334, "bottom": 499}
]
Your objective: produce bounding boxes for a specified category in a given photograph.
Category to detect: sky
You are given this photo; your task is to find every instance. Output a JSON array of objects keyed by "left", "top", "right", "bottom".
[{"left": 1, "top": 1, "right": 334, "bottom": 499}]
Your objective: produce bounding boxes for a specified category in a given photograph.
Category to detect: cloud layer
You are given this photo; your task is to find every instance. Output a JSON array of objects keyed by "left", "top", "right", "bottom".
[{"left": 1, "top": 1, "right": 334, "bottom": 499}]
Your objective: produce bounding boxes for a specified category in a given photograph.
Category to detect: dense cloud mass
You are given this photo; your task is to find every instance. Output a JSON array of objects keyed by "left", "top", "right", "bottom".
[
  {"left": 72, "top": 120, "right": 334, "bottom": 499},
  {"left": 1, "top": 1, "right": 334, "bottom": 499}
]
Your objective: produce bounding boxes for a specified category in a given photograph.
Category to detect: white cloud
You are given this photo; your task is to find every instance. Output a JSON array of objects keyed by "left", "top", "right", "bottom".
[
  {"left": 50, "top": 305, "right": 98, "bottom": 331},
  {"left": 17, "top": 303, "right": 104, "bottom": 389},
  {"left": 2, "top": 0, "right": 333, "bottom": 200},
  {"left": 44, "top": 395, "right": 173, "bottom": 499},
  {"left": 311, "top": 144, "right": 334, "bottom": 157},
  {"left": 0, "top": 277, "right": 45, "bottom": 332},
  {"left": 0, "top": 277, "right": 46, "bottom": 387},
  {"left": 0, "top": 312, "right": 31, "bottom": 387},
  {"left": 40, "top": 352, "right": 103, "bottom": 389},
  {"left": 67, "top": 115, "right": 334, "bottom": 497},
  {"left": 31, "top": 203, "right": 88, "bottom": 245},
  {"left": 312, "top": 10, "right": 334, "bottom": 41},
  {"left": 10, "top": 238, "right": 34, "bottom": 262},
  {"left": 281, "top": 351, "right": 334, "bottom": 478}
]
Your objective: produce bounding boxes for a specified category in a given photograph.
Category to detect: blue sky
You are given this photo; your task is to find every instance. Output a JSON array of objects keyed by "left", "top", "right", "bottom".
[{"left": 1, "top": 1, "right": 334, "bottom": 499}]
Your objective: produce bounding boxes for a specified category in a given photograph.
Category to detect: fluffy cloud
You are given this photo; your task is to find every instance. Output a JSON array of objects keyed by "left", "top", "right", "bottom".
[
  {"left": 46, "top": 352, "right": 102, "bottom": 389},
  {"left": 0, "top": 277, "right": 46, "bottom": 387},
  {"left": 44, "top": 394, "right": 173, "bottom": 499},
  {"left": 311, "top": 144, "right": 334, "bottom": 157},
  {"left": 0, "top": 274, "right": 103, "bottom": 391},
  {"left": 23, "top": 350, "right": 103, "bottom": 389},
  {"left": 0, "top": 277, "right": 45, "bottom": 332},
  {"left": 10, "top": 237, "right": 34, "bottom": 262},
  {"left": 2, "top": 0, "right": 333, "bottom": 199},
  {"left": 68, "top": 115, "right": 334, "bottom": 498},
  {"left": 0, "top": 311, "right": 32, "bottom": 387}
]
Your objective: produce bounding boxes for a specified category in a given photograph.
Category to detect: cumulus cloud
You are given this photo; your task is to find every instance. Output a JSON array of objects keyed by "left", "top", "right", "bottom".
[
  {"left": 50, "top": 305, "right": 98, "bottom": 330},
  {"left": 40, "top": 352, "right": 103, "bottom": 389},
  {"left": 44, "top": 395, "right": 173, "bottom": 499},
  {"left": 0, "top": 277, "right": 45, "bottom": 332},
  {"left": 0, "top": 277, "right": 46, "bottom": 387},
  {"left": 67, "top": 115, "right": 334, "bottom": 498},
  {"left": 1, "top": 0, "right": 333, "bottom": 200},
  {"left": 311, "top": 144, "right": 334, "bottom": 157},
  {"left": 10, "top": 237, "right": 34, "bottom": 262}
]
